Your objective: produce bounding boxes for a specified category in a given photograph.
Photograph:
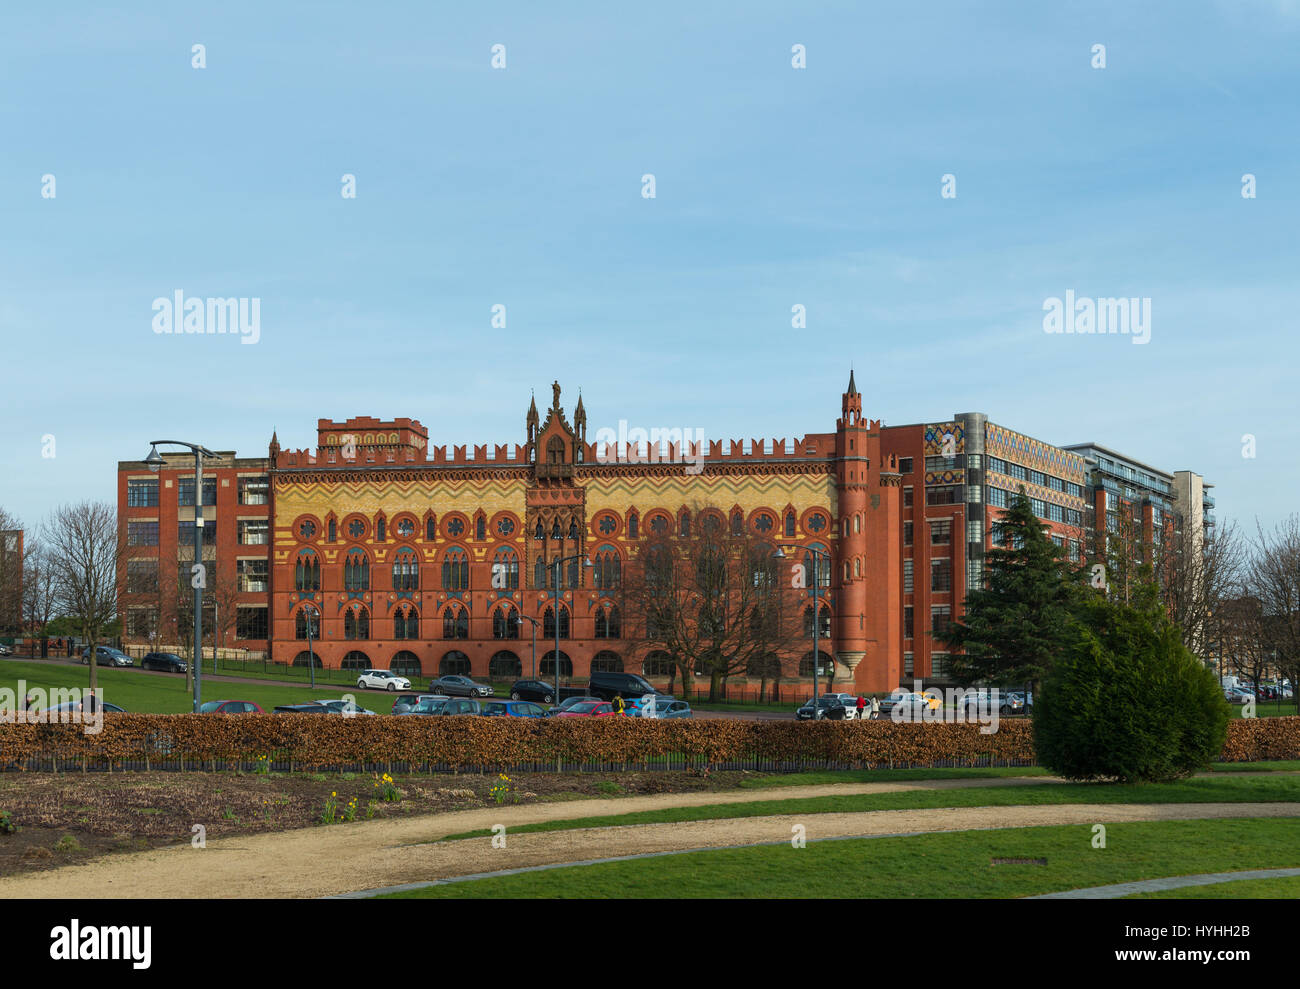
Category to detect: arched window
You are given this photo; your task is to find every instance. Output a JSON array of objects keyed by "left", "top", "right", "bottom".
[
  {"left": 493, "top": 606, "right": 519, "bottom": 640},
  {"left": 750, "top": 545, "right": 777, "bottom": 589},
  {"left": 341, "top": 651, "right": 369, "bottom": 670},
  {"left": 343, "top": 549, "right": 369, "bottom": 591},
  {"left": 393, "top": 604, "right": 419, "bottom": 640},
  {"left": 591, "top": 650, "right": 623, "bottom": 673},
  {"left": 295, "top": 551, "right": 320, "bottom": 592},
  {"left": 680, "top": 512, "right": 691, "bottom": 537},
  {"left": 627, "top": 512, "right": 638, "bottom": 540},
  {"left": 442, "top": 606, "right": 469, "bottom": 640},
  {"left": 592, "top": 550, "right": 621, "bottom": 589},
  {"left": 439, "top": 650, "right": 471, "bottom": 676},
  {"left": 595, "top": 605, "right": 621, "bottom": 639},
  {"left": 854, "top": 558, "right": 861, "bottom": 577},
  {"left": 540, "top": 650, "right": 572, "bottom": 678},
  {"left": 535, "top": 521, "right": 545, "bottom": 540},
  {"left": 731, "top": 511, "right": 743, "bottom": 535},
  {"left": 785, "top": 511, "right": 796, "bottom": 537},
  {"left": 804, "top": 549, "right": 831, "bottom": 588},
  {"left": 425, "top": 516, "right": 436, "bottom": 541},
  {"left": 803, "top": 605, "right": 831, "bottom": 639},
  {"left": 327, "top": 517, "right": 337, "bottom": 542},
  {"left": 547, "top": 436, "right": 565, "bottom": 464},
  {"left": 476, "top": 515, "right": 486, "bottom": 541},
  {"left": 493, "top": 548, "right": 519, "bottom": 589},
  {"left": 543, "top": 605, "right": 570, "bottom": 640},
  {"left": 292, "top": 650, "right": 322, "bottom": 668},
  {"left": 295, "top": 608, "right": 319, "bottom": 640},
  {"left": 375, "top": 516, "right": 386, "bottom": 542},
  {"left": 395, "top": 517, "right": 415, "bottom": 539},
  {"left": 391, "top": 650, "right": 422, "bottom": 676},
  {"left": 534, "top": 558, "right": 548, "bottom": 590},
  {"left": 551, "top": 520, "right": 562, "bottom": 540},
  {"left": 649, "top": 514, "right": 668, "bottom": 535},
  {"left": 392, "top": 549, "right": 419, "bottom": 591},
  {"left": 344, "top": 605, "right": 370, "bottom": 640},
  {"left": 441, "top": 549, "right": 469, "bottom": 590},
  {"left": 799, "top": 650, "right": 834, "bottom": 678},
  {"left": 489, "top": 650, "right": 522, "bottom": 679}
]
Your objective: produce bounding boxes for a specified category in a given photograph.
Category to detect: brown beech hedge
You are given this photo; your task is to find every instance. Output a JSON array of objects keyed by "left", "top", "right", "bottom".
[{"left": 0, "top": 715, "right": 1296, "bottom": 771}]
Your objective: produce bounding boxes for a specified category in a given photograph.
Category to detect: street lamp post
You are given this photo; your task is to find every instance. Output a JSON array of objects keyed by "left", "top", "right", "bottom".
[
  {"left": 516, "top": 614, "right": 540, "bottom": 681},
  {"left": 303, "top": 603, "right": 319, "bottom": 690},
  {"left": 550, "top": 554, "right": 591, "bottom": 706},
  {"left": 776, "top": 544, "right": 828, "bottom": 718},
  {"left": 145, "top": 440, "right": 217, "bottom": 714}
]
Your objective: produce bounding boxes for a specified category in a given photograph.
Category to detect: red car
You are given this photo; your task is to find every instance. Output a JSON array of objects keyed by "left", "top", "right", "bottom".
[
  {"left": 198, "top": 700, "right": 264, "bottom": 714},
  {"left": 554, "top": 700, "right": 617, "bottom": 718}
]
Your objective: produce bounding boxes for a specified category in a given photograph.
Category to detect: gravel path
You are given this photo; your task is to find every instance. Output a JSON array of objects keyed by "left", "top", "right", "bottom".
[
  {"left": 1028, "top": 866, "right": 1300, "bottom": 899},
  {"left": 3, "top": 772, "right": 1297, "bottom": 899}
]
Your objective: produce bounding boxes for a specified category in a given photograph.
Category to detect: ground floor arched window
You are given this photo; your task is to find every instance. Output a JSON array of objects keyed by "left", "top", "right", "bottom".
[
  {"left": 591, "top": 650, "right": 623, "bottom": 673},
  {"left": 539, "top": 650, "right": 572, "bottom": 678},
  {"left": 341, "top": 651, "right": 369, "bottom": 670},
  {"left": 391, "top": 650, "right": 422, "bottom": 677},
  {"left": 489, "top": 650, "right": 522, "bottom": 679},
  {"left": 292, "top": 650, "right": 322, "bottom": 668},
  {"left": 440, "top": 650, "right": 471, "bottom": 676}
]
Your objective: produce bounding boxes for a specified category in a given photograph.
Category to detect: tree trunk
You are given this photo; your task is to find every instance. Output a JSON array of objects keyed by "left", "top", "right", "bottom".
[{"left": 708, "top": 667, "right": 722, "bottom": 703}]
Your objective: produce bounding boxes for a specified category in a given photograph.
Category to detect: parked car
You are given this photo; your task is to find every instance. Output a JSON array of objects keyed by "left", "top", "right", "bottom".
[
  {"left": 632, "top": 695, "right": 692, "bottom": 719},
  {"left": 795, "top": 696, "right": 847, "bottom": 720},
  {"left": 81, "top": 646, "right": 133, "bottom": 667},
  {"left": 198, "top": 700, "right": 264, "bottom": 714},
  {"left": 481, "top": 700, "right": 547, "bottom": 718},
  {"left": 396, "top": 697, "right": 451, "bottom": 717},
  {"left": 313, "top": 699, "right": 376, "bottom": 716},
  {"left": 430, "top": 675, "right": 494, "bottom": 698},
  {"left": 587, "top": 671, "right": 658, "bottom": 702},
  {"left": 44, "top": 699, "right": 126, "bottom": 714},
  {"left": 508, "top": 679, "right": 586, "bottom": 704},
  {"left": 555, "top": 700, "right": 617, "bottom": 718},
  {"left": 392, "top": 693, "right": 446, "bottom": 714},
  {"left": 141, "top": 652, "right": 188, "bottom": 673},
  {"left": 544, "top": 695, "right": 600, "bottom": 717},
  {"left": 823, "top": 692, "right": 863, "bottom": 719},
  {"left": 878, "top": 690, "right": 932, "bottom": 719},
  {"left": 0, "top": 644, "right": 14, "bottom": 656},
  {"left": 356, "top": 669, "right": 411, "bottom": 691},
  {"left": 273, "top": 703, "right": 331, "bottom": 714},
  {"left": 437, "top": 698, "right": 483, "bottom": 716}
]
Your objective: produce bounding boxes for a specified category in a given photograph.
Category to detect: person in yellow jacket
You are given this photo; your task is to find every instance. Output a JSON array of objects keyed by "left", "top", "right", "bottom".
[{"left": 614, "top": 694, "right": 625, "bottom": 716}]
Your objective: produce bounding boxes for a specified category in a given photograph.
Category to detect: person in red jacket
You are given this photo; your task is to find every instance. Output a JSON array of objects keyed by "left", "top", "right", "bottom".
[{"left": 856, "top": 695, "right": 866, "bottom": 720}]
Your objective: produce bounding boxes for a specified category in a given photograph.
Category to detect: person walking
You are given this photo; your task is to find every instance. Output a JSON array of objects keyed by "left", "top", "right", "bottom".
[
  {"left": 614, "top": 693, "right": 625, "bottom": 716},
  {"left": 855, "top": 695, "right": 866, "bottom": 720},
  {"left": 871, "top": 696, "right": 880, "bottom": 720}
]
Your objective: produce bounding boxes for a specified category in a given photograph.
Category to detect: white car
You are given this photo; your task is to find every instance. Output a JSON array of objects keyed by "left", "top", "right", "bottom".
[
  {"left": 824, "top": 692, "right": 863, "bottom": 719},
  {"left": 356, "top": 669, "right": 411, "bottom": 691}
]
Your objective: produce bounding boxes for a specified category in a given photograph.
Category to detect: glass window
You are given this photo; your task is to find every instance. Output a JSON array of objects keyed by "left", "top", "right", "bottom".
[
  {"left": 239, "top": 520, "right": 269, "bottom": 545},
  {"left": 238, "top": 559, "right": 269, "bottom": 593},
  {"left": 127, "top": 521, "right": 159, "bottom": 546},
  {"left": 236, "top": 607, "right": 268, "bottom": 640},
  {"left": 177, "top": 478, "right": 217, "bottom": 506},
  {"left": 239, "top": 478, "right": 269, "bottom": 505},
  {"left": 127, "top": 479, "right": 158, "bottom": 507},
  {"left": 903, "top": 559, "right": 913, "bottom": 594}
]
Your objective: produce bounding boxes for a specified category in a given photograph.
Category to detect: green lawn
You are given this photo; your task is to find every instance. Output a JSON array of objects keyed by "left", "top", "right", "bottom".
[
  {"left": 0, "top": 658, "right": 402, "bottom": 713},
  {"left": 434, "top": 773, "right": 1300, "bottom": 841},
  {"left": 381, "top": 818, "right": 1300, "bottom": 898},
  {"left": 1126, "top": 874, "right": 1300, "bottom": 898}
]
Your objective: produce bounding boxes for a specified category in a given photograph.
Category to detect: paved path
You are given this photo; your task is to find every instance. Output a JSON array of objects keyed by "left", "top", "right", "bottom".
[
  {"left": 2, "top": 769, "right": 1296, "bottom": 899},
  {"left": 1028, "top": 867, "right": 1300, "bottom": 899}
]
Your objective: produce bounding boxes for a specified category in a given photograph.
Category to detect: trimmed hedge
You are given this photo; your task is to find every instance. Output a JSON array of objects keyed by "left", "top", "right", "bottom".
[{"left": 0, "top": 715, "right": 1296, "bottom": 771}]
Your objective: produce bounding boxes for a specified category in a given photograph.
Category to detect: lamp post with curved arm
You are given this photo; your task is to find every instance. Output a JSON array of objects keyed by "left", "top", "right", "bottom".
[{"left": 145, "top": 440, "right": 217, "bottom": 713}]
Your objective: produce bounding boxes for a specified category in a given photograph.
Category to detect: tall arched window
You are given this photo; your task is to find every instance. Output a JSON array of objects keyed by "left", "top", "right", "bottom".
[
  {"left": 476, "top": 515, "right": 486, "bottom": 541},
  {"left": 493, "top": 606, "right": 519, "bottom": 639},
  {"left": 592, "top": 550, "right": 621, "bottom": 589},
  {"left": 493, "top": 548, "right": 519, "bottom": 589},
  {"left": 547, "top": 436, "right": 565, "bottom": 464},
  {"left": 295, "top": 551, "right": 320, "bottom": 592},
  {"left": 804, "top": 549, "right": 831, "bottom": 588},
  {"left": 295, "top": 608, "right": 319, "bottom": 640},
  {"left": 680, "top": 512, "right": 691, "bottom": 537},
  {"left": 343, "top": 549, "right": 369, "bottom": 591},
  {"left": 344, "top": 606, "right": 370, "bottom": 640},
  {"left": 375, "top": 516, "right": 386, "bottom": 542},
  {"left": 441, "top": 549, "right": 469, "bottom": 590},
  {"left": 327, "top": 517, "right": 337, "bottom": 542},
  {"left": 442, "top": 606, "right": 469, "bottom": 639},
  {"left": 393, "top": 604, "right": 419, "bottom": 640},
  {"left": 392, "top": 549, "right": 419, "bottom": 591},
  {"left": 785, "top": 511, "right": 796, "bottom": 537},
  {"left": 627, "top": 512, "right": 638, "bottom": 540},
  {"left": 543, "top": 605, "right": 570, "bottom": 639},
  {"left": 425, "top": 516, "right": 436, "bottom": 541},
  {"left": 596, "top": 605, "right": 621, "bottom": 639},
  {"left": 803, "top": 605, "right": 831, "bottom": 639},
  {"left": 731, "top": 511, "right": 743, "bottom": 535}
]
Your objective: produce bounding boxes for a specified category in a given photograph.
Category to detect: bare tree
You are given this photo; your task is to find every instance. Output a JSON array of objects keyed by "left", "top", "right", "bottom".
[
  {"left": 1159, "top": 518, "right": 1245, "bottom": 663},
  {"left": 619, "top": 505, "right": 804, "bottom": 702},
  {"left": 0, "top": 506, "right": 24, "bottom": 637},
  {"left": 22, "top": 538, "right": 60, "bottom": 657},
  {"left": 1242, "top": 516, "right": 1300, "bottom": 714},
  {"left": 43, "top": 502, "right": 128, "bottom": 694}
]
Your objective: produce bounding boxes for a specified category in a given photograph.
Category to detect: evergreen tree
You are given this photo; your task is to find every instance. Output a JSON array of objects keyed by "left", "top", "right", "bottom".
[{"left": 941, "top": 488, "right": 1085, "bottom": 691}]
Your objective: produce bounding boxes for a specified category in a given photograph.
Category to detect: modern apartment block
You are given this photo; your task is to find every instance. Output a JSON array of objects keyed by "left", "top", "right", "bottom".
[
  {"left": 116, "top": 451, "right": 271, "bottom": 655},
  {"left": 883, "top": 415, "right": 1088, "bottom": 683}
]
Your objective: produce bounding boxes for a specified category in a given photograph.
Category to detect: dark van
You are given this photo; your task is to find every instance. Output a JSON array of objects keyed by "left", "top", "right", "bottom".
[{"left": 587, "top": 671, "right": 657, "bottom": 702}]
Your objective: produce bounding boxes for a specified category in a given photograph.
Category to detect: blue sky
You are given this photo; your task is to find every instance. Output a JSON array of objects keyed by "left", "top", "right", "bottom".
[{"left": 2, "top": 1, "right": 1297, "bottom": 531}]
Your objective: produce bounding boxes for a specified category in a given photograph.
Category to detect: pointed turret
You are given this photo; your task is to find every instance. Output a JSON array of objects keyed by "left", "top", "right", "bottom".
[
  {"left": 839, "top": 369, "right": 862, "bottom": 427},
  {"left": 574, "top": 390, "right": 587, "bottom": 445}
]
